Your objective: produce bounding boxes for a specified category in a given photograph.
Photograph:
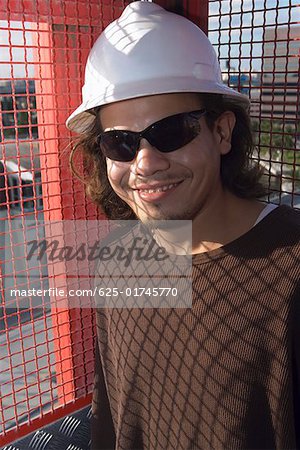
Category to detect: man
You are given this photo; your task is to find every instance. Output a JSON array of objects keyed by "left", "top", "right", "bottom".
[{"left": 67, "top": 2, "right": 300, "bottom": 449}]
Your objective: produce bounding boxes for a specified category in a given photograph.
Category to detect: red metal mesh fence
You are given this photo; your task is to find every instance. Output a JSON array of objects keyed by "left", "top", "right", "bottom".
[{"left": 0, "top": 0, "right": 299, "bottom": 446}]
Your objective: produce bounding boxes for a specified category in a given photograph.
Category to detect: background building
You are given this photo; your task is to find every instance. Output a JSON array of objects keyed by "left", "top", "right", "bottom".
[{"left": 261, "top": 25, "right": 299, "bottom": 121}]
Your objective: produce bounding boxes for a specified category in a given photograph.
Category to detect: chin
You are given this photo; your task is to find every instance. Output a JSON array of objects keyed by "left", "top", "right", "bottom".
[{"left": 136, "top": 207, "right": 196, "bottom": 223}]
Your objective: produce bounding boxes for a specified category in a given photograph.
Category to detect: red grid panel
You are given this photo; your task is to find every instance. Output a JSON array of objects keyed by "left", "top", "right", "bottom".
[{"left": 0, "top": 0, "right": 299, "bottom": 446}]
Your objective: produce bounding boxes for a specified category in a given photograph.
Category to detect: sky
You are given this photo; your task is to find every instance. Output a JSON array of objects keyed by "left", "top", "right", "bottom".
[
  {"left": 0, "top": 0, "right": 299, "bottom": 78},
  {"left": 0, "top": 20, "right": 35, "bottom": 78}
]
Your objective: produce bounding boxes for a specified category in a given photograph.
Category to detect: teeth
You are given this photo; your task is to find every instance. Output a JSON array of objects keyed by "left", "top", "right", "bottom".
[{"left": 141, "top": 183, "right": 178, "bottom": 193}]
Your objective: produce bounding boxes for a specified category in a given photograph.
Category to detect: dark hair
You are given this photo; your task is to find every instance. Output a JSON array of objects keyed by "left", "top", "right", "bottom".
[{"left": 69, "top": 93, "right": 265, "bottom": 220}]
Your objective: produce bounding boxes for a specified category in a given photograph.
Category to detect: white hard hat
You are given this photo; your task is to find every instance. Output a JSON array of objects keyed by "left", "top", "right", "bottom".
[{"left": 66, "top": 1, "right": 250, "bottom": 134}]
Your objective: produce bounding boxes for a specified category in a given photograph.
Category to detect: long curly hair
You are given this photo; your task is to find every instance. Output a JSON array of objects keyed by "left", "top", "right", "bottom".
[{"left": 69, "top": 93, "right": 265, "bottom": 220}]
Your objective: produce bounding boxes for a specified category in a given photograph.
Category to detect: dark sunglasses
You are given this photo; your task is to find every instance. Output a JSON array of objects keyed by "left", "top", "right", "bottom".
[{"left": 97, "top": 109, "right": 207, "bottom": 162}]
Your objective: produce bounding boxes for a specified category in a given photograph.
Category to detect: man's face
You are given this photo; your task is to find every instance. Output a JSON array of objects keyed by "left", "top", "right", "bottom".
[{"left": 99, "top": 93, "right": 234, "bottom": 222}]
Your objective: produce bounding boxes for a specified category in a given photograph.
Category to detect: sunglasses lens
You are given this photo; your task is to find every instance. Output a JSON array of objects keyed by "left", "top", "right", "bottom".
[
  {"left": 147, "top": 113, "right": 200, "bottom": 152},
  {"left": 99, "top": 110, "right": 203, "bottom": 162},
  {"left": 100, "top": 131, "right": 138, "bottom": 162}
]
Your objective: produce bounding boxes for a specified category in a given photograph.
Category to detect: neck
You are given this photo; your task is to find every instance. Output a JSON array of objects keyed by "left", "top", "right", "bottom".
[{"left": 151, "top": 191, "right": 265, "bottom": 255}]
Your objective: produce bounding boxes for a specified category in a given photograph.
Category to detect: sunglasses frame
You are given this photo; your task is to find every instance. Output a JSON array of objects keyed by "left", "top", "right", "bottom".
[{"left": 97, "top": 108, "right": 207, "bottom": 162}]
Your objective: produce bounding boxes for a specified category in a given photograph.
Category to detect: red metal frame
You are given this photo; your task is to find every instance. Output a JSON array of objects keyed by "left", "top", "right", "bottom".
[
  {"left": 0, "top": 394, "right": 92, "bottom": 447},
  {"left": 154, "top": 0, "right": 208, "bottom": 33}
]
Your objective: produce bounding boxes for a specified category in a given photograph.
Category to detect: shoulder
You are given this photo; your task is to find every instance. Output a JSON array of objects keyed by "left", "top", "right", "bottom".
[
  {"left": 273, "top": 205, "right": 300, "bottom": 244},
  {"left": 262, "top": 205, "right": 300, "bottom": 243},
  {"left": 229, "top": 205, "right": 300, "bottom": 260},
  {"left": 275, "top": 204, "right": 300, "bottom": 226},
  {"left": 262, "top": 205, "right": 300, "bottom": 269}
]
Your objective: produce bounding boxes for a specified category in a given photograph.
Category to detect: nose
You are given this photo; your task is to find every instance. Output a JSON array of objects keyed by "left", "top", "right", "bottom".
[{"left": 132, "top": 138, "right": 170, "bottom": 176}]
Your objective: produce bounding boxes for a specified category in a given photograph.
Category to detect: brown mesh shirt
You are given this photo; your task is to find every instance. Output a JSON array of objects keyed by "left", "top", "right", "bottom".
[{"left": 91, "top": 205, "right": 300, "bottom": 450}]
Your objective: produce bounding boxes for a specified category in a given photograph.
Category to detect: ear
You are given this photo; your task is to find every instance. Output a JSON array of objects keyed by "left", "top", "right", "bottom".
[{"left": 213, "top": 111, "right": 236, "bottom": 155}]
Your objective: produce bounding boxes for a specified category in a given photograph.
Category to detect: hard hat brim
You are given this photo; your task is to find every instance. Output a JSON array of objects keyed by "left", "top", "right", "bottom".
[{"left": 66, "top": 79, "right": 250, "bottom": 134}]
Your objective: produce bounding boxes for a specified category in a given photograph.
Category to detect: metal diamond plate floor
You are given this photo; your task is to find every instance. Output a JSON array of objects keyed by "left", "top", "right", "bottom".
[{"left": 1, "top": 405, "right": 91, "bottom": 450}]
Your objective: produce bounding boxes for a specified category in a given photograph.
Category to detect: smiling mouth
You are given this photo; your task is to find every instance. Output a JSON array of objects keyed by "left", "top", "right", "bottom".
[
  {"left": 133, "top": 181, "right": 183, "bottom": 203},
  {"left": 137, "top": 182, "right": 180, "bottom": 194}
]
